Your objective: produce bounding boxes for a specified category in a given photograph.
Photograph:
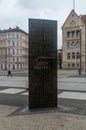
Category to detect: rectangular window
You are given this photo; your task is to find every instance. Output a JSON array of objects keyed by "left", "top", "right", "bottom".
[
  {"left": 67, "top": 53, "right": 70, "bottom": 59},
  {"left": 8, "top": 34, "right": 10, "bottom": 38},
  {"left": 13, "top": 41, "right": 15, "bottom": 46},
  {"left": 17, "top": 41, "right": 19, "bottom": 46},
  {"left": 8, "top": 40, "right": 10, "bottom": 46},
  {"left": 76, "top": 30, "right": 80, "bottom": 37},
  {"left": 12, "top": 34, "right": 15, "bottom": 38},
  {"left": 68, "top": 64, "right": 70, "bottom": 68},
  {"left": 77, "top": 63, "right": 79, "bottom": 67},
  {"left": 16, "top": 34, "right": 19, "bottom": 39}
]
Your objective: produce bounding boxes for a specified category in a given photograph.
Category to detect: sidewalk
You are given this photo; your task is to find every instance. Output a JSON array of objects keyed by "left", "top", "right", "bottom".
[
  {"left": 0, "top": 75, "right": 86, "bottom": 129},
  {"left": 0, "top": 105, "right": 86, "bottom": 130},
  {"left": 0, "top": 76, "right": 28, "bottom": 88},
  {"left": 58, "top": 69, "right": 78, "bottom": 78}
]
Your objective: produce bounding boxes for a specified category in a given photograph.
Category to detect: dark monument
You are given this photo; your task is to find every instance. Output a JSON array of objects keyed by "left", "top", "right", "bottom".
[{"left": 29, "top": 19, "right": 57, "bottom": 109}]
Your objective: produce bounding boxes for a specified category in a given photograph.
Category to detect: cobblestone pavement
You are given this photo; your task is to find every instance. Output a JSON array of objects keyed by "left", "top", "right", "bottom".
[{"left": 0, "top": 104, "right": 86, "bottom": 130}]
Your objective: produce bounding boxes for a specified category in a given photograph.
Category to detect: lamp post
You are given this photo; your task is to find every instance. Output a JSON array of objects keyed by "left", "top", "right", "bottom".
[
  {"left": 79, "top": 28, "right": 82, "bottom": 75},
  {"left": 85, "top": 24, "right": 86, "bottom": 75},
  {"left": 5, "top": 47, "right": 7, "bottom": 70},
  {"left": 79, "top": 15, "right": 82, "bottom": 75}
]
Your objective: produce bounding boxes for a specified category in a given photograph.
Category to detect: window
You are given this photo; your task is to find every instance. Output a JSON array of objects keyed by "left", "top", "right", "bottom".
[
  {"left": 76, "top": 52, "right": 80, "bottom": 59},
  {"left": 76, "top": 30, "right": 80, "bottom": 37},
  {"left": 67, "top": 31, "right": 70, "bottom": 38},
  {"left": 75, "top": 41, "right": 80, "bottom": 48},
  {"left": 72, "top": 31, "right": 75, "bottom": 37},
  {"left": 13, "top": 41, "right": 15, "bottom": 46},
  {"left": 17, "top": 41, "right": 19, "bottom": 46},
  {"left": 72, "top": 52, "right": 75, "bottom": 59},
  {"left": 8, "top": 40, "right": 10, "bottom": 46},
  {"left": 67, "top": 53, "right": 70, "bottom": 59},
  {"left": 70, "top": 21, "right": 76, "bottom": 26},
  {"left": 12, "top": 34, "right": 15, "bottom": 38},
  {"left": 16, "top": 34, "right": 19, "bottom": 39},
  {"left": 77, "top": 63, "right": 79, "bottom": 67},
  {"left": 8, "top": 34, "right": 10, "bottom": 38},
  {"left": 67, "top": 42, "right": 70, "bottom": 49},
  {"left": 71, "top": 42, "right": 75, "bottom": 49},
  {"left": 68, "top": 64, "right": 70, "bottom": 68},
  {"left": 72, "top": 63, "right": 75, "bottom": 68}
]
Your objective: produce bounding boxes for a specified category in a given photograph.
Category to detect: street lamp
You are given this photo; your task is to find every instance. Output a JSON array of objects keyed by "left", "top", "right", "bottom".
[
  {"left": 79, "top": 15, "right": 82, "bottom": 75},
  {"left": 5, "top": 47, "right": 7, "bottom": 70},
  {"left": 83, "top": 23, "right": 86, "bottom": 76},
  {"left": 79, "top": 28, "right": 82, "bottom": 75}
]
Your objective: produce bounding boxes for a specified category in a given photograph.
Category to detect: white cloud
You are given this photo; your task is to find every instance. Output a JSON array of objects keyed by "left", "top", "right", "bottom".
[{"left": 0, "top": 0, "right": 86, "bottom": 48}]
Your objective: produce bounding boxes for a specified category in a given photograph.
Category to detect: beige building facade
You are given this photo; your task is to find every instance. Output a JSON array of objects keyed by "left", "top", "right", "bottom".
[
  {"left": 0, "top": 27, "right": 28, "bottom": 70},
  {"left": 62, "top": 10, "right": 86, "bottom": 70}
]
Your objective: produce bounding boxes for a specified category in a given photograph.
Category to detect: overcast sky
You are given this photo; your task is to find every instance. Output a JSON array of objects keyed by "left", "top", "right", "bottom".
[{"left": 0, "top": 0, "right": 86, "bottom": 48}]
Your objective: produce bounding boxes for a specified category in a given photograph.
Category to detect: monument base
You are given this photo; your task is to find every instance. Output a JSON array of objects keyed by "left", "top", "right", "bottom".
[{"left": 20, "top": 106, "right": 58, "bottom": 114}]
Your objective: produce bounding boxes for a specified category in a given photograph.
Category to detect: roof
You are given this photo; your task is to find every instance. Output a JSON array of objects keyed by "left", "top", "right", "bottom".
[
  {"left": 62, "top": 9, "right": 79, "bottom": 28},
  {"left": 0, "top": 27, "right": 28, "bottom": 35},
  {"left": 81, "top": 15, "right": 86, "bottom": 24}
]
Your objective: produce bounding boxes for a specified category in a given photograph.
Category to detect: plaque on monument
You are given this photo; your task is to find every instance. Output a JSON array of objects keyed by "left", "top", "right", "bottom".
[{"left": 29, "top": 19, "right": 57, "bottom": 109}]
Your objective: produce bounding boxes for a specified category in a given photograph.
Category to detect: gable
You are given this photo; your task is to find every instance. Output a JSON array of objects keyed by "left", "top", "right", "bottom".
[{"left": 62, "top": 10, "right": 80, "bottom": 28}]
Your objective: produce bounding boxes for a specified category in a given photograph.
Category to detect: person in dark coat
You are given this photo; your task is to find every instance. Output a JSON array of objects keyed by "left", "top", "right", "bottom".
[{"left": 7, "top": 70, "right": 12, "bottom": 77}]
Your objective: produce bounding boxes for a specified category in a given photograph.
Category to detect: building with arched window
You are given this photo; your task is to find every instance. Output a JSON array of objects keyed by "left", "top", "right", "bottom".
[
  {"left": 0, "top": 27, "right": 28, "bottom": 70},
  {"left": 62, "top": 10, "right": 86, "bottom": 70}
]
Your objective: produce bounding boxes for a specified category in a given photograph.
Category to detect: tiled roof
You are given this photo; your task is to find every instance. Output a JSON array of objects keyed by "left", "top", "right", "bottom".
[{"left": 82, "top": 15, "right": 86, "bottom": 24}]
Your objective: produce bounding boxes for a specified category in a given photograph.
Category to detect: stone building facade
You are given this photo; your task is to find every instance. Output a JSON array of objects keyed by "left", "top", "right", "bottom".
[
  {"left": 62, "top": 10, "right": 86, "bottom": 70},
  {"left": 0, "top": 27, "right": 28, "bottom": 70}
]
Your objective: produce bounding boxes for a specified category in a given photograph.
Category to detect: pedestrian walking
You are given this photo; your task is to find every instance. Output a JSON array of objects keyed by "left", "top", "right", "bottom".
[{"left": 7, "top": 70, "right": 12, "bottom": 77}]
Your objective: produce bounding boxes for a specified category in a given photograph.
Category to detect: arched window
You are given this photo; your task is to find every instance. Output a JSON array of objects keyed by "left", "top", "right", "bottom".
[
  {"left": 72, "top": 52, "right": 75, "bottom": 59},
  {"left": 76, "top": 52, "right": 80, "bottom": 59},
  {"left": 67, "top": 53, "right": 70, "bottom": 59}
]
